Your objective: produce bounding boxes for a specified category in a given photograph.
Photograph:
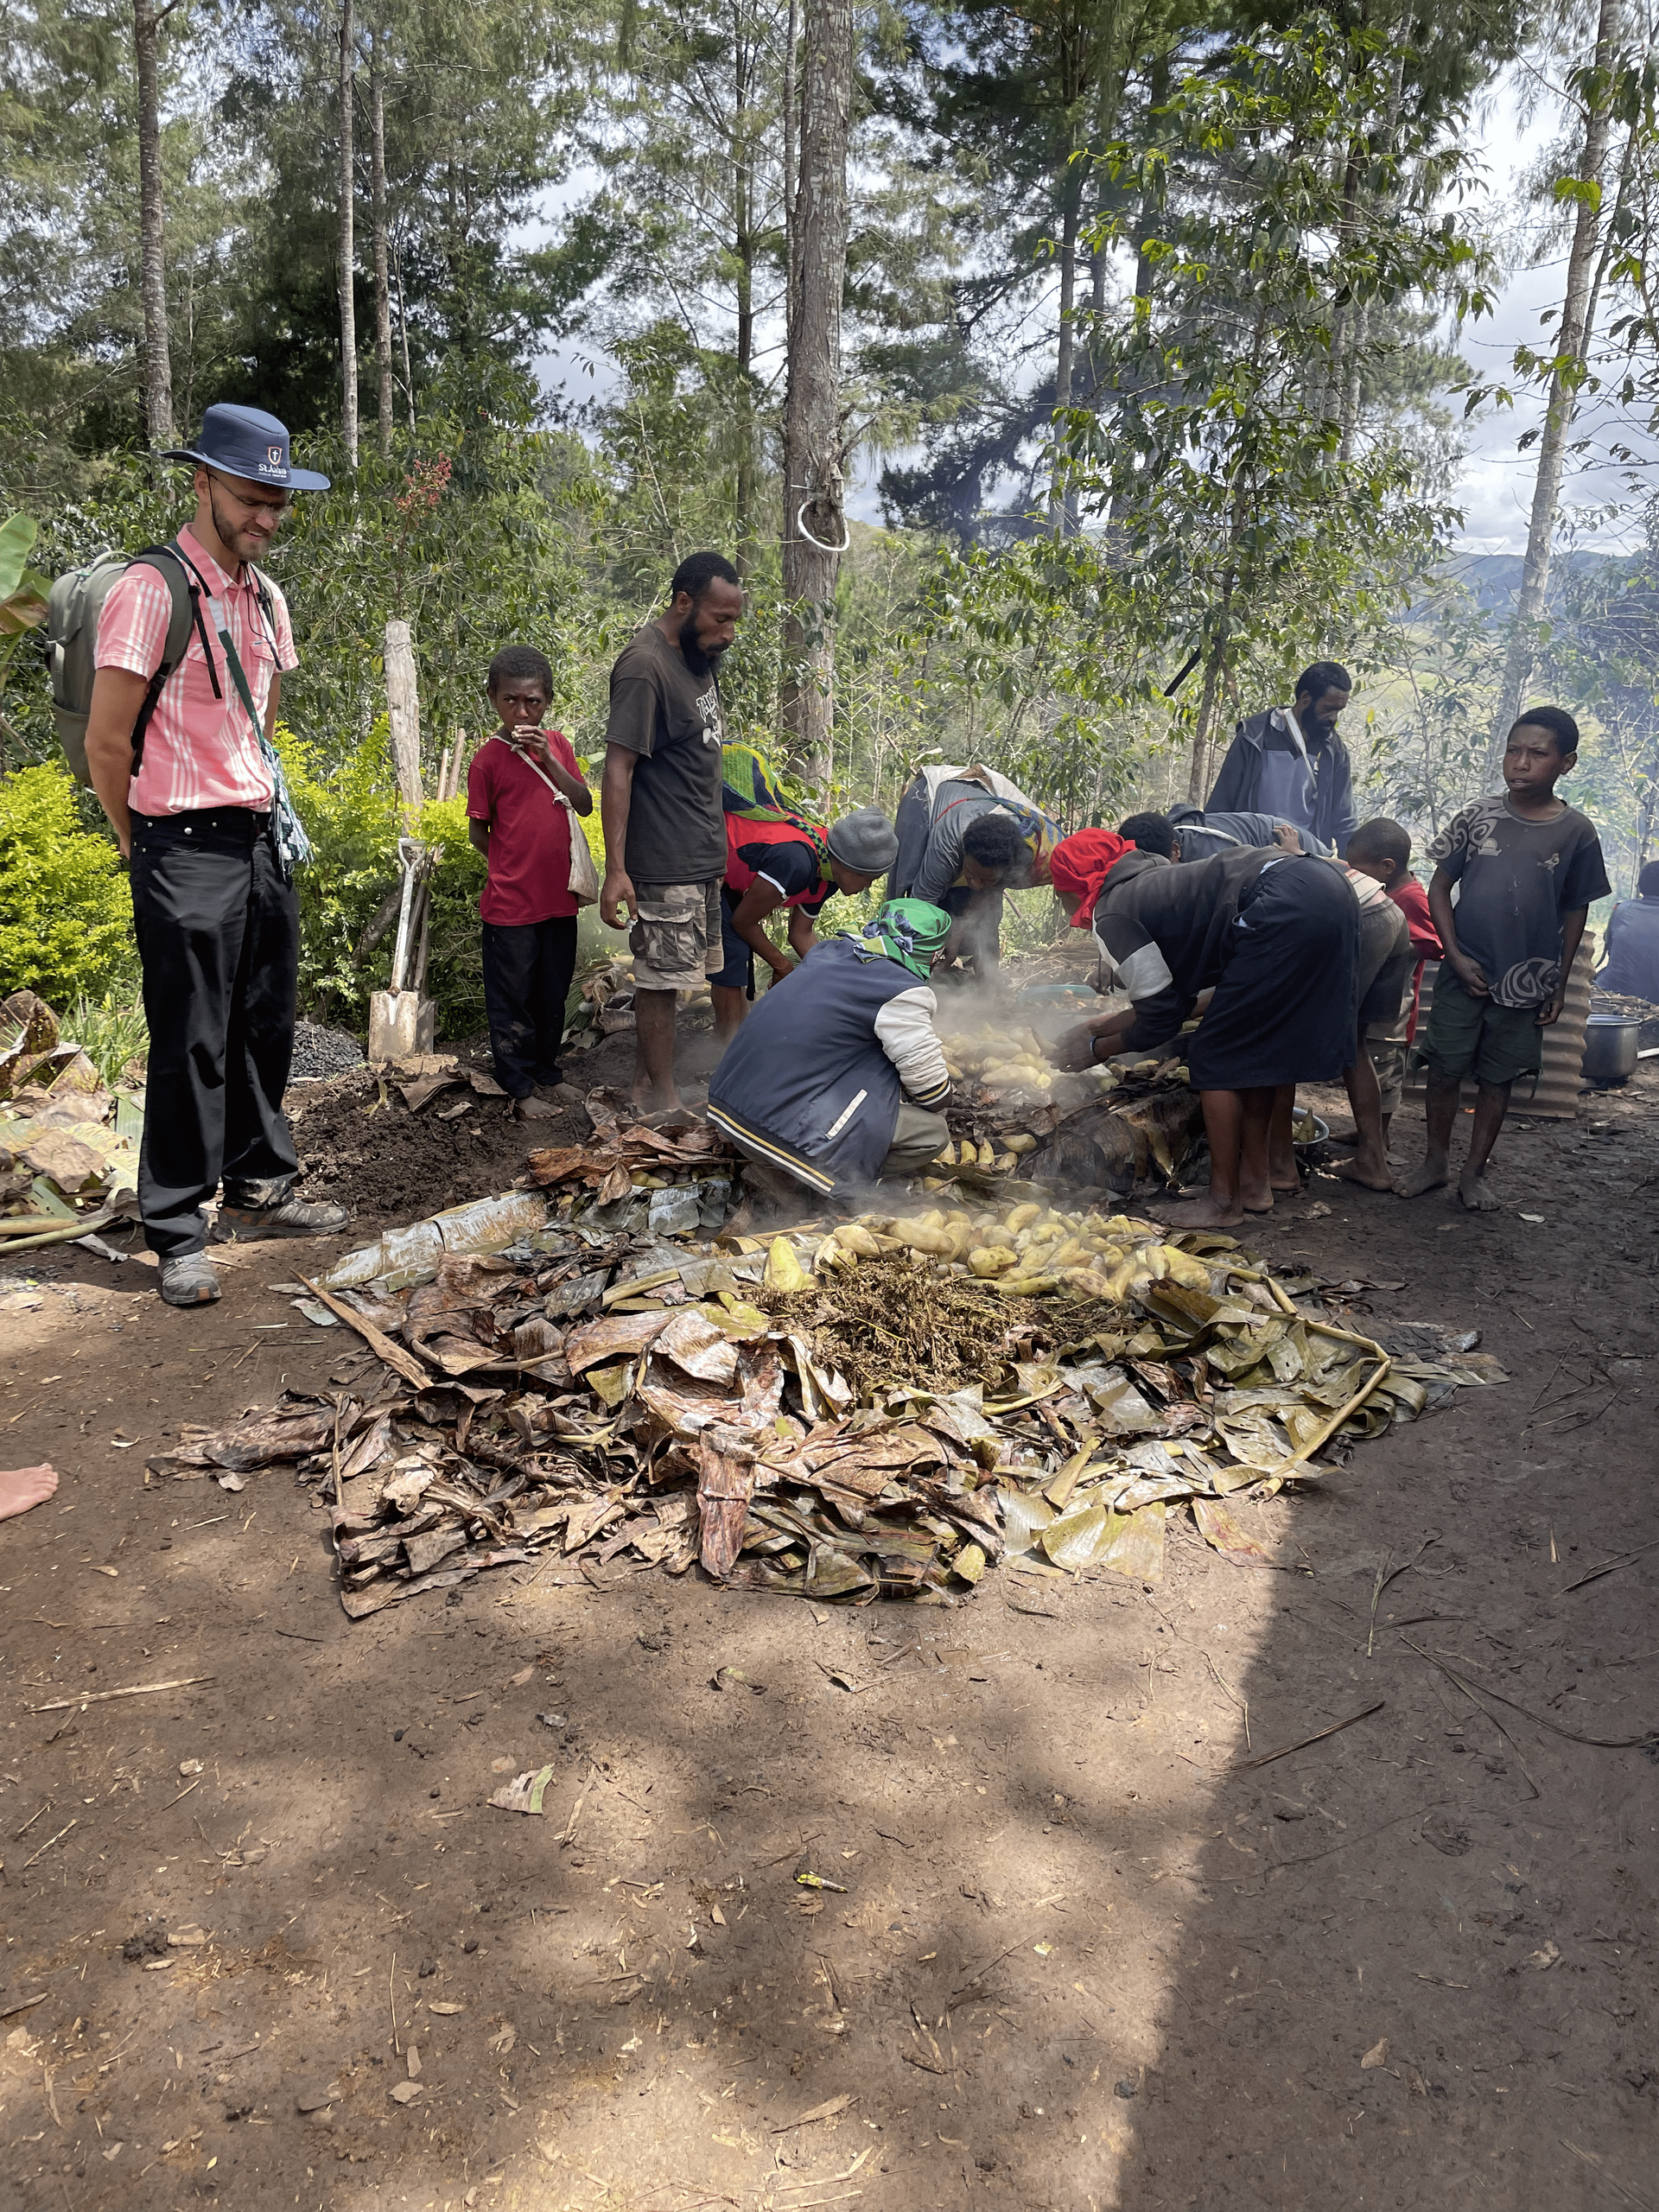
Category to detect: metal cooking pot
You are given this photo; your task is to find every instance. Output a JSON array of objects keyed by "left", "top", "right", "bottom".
[{"left": 1583, "top": 1013, "right": 1639, "bottom": 1085}]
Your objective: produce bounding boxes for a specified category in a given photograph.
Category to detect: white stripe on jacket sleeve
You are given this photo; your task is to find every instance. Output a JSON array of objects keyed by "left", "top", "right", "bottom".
[{"left": 873, "top": 985, "right": 950, "bottom": 1105}]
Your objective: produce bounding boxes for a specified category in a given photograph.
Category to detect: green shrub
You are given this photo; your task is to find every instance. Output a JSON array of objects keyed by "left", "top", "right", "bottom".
[
  {"left": 63, "top": 986, "right": 149, "bottom": 1084},
  {"left": 0, "top": 761, "right": 136, "bottom": 1005},
  {"left": 276, "top": 722, "right": 489, "bottom": 1040}
]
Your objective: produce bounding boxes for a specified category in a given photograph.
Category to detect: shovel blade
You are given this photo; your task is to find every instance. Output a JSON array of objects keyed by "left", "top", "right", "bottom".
[{"left": 367, "top": 990, "right": 435, "bottom": 1062}]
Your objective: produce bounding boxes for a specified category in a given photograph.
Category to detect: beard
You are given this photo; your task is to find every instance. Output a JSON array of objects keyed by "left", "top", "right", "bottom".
[
  {"left": 208, "top": 485, "right": 274, "bottom": 567},
  {"left": 677, "top": 610, "right": 728, "bottom": 681}
]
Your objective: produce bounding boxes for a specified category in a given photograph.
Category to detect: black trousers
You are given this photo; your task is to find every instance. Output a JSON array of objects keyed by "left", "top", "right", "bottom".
[
  {"left": 481, "top": 916, "right": 578, "bottom": 1098},
  {"left": 129, "top": 810, "right": 301, "bottom": 1258}
]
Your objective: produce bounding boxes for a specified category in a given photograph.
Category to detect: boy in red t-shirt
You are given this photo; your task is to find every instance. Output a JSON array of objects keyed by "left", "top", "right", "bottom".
[{"left": 467, "top": 647, "right": 593, "bottom": 1120}]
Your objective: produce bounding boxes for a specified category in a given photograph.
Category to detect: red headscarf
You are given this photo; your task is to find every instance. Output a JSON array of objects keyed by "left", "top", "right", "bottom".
[{"left": 1048, "top": 830, "right": 1135, "bottom": 928}]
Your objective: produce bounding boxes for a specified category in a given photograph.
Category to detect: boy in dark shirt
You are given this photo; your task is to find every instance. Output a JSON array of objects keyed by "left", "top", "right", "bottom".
[
  {"left": 1400, "top": 707, "right": 1609, "bottom": 1210},
  {"left": 467, "top": 645, "right": 593, "bottom": 1120}
]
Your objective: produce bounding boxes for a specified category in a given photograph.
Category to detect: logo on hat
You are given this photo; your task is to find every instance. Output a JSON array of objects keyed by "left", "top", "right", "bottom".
[{"left": 157, "top": 401, "right": 332, "bottom": 493}]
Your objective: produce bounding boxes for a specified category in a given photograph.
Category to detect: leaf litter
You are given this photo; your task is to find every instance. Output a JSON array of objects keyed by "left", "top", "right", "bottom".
[{"left": 144, "top": 1169, "right": 1509, "bottom": 1617}]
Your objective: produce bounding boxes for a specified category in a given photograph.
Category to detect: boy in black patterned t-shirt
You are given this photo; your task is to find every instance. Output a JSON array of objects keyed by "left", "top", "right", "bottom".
[{"left": 1400, "top": 707, "right": 1608, "bottom": 1211}]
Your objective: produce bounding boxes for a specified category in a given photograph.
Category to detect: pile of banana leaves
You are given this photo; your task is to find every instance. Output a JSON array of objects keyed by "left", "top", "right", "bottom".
[
  {"left": 145, "top": 1190, "right": 1506, "bottom": 1618},
  {"left": 1, "top": 990, "right": 143, "bottom": 1253}
]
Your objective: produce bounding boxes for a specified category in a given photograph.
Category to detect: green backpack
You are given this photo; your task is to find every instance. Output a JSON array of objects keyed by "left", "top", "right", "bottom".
[{"left": 45, "top": 543, "right": 204, "bottom": 785}]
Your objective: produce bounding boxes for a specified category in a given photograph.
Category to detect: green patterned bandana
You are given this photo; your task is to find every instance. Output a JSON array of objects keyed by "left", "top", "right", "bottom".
[{"left": 841, "top": 897, "right": 952, "bottom": 979}]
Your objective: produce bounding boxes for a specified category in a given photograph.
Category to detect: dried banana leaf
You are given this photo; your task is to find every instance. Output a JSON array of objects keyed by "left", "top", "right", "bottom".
[
  {"left": 1101, "top": 1502, "right": 1165, "bottom": 1583},
  {"left": 1191, "top": 1497, "right": 1277, "bottom": 1568}
]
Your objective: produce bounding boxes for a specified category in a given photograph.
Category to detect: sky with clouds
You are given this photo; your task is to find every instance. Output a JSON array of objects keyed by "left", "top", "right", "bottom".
[
  {"left": 1450, "top": 72, "right": 1646, "bottom": 556},
  {"left": 533, "top": 62, "right": 1646, "bottom": 558}
]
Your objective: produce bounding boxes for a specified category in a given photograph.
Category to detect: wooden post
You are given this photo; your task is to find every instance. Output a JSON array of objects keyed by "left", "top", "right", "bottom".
[
  {"left": 384, "top": 618, "right": 423, "bottom": 821},
  {"left": 370, "top": 616, "right": 435, "bottom": 1061}
]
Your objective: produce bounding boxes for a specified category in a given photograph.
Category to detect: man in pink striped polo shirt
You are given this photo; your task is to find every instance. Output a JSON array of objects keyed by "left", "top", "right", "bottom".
[{"left": 85, "top": 404, "right": 349, "bottom": 1306}]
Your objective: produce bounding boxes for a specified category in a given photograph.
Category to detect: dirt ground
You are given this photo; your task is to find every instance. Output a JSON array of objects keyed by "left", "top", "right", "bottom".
[
  {"left": 3, "top": 1053, "right": 1657, "bottom": 2212},
  {"left": 285, "top": 1026, "right": 718, "bottom": 1228}
]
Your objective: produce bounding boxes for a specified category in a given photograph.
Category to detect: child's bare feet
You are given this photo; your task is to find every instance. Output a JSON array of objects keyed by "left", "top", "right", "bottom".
[
  {"left": 1459, "top": 1168, "right": 1503, "bottom": 1211},
  {"left": 1395, "top": 1156, "right": 1450, "bottom": 1198},
  {"left": 512, "top": 1094, "right": 557, "bottom": 1121},
  {"left": 1154, "top": 1191, "right": 1248, "bottom": 1229},
  {"left": 0, "top": 1463, "right": 59, "bottom": 1522}
]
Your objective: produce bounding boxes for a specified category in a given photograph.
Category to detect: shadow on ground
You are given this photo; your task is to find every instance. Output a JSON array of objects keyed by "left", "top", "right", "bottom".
[{"left": 3, "top": 1073, "right": 1656, "bottom": 2210}]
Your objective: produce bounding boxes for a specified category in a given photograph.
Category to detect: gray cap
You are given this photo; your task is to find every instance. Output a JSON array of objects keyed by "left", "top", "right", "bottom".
[{"left": 825, "top": 805, "right": 899, "bottom": 874}]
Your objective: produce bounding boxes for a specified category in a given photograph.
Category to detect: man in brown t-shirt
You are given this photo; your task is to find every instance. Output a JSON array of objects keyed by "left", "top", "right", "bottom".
[{"left": 601, "top": 550, "right": 744, "bottom": 1112}]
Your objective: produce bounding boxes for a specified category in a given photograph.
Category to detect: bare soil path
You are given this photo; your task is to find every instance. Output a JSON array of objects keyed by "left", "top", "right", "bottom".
[{"left": 2, "top": 1069, "right": 1656, "bottom": 2212}]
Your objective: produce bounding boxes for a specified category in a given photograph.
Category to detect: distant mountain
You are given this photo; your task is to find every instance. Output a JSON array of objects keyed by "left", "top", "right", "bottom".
[{"left": 1435, "top": 550, "right": 1618, "bottom": 613}]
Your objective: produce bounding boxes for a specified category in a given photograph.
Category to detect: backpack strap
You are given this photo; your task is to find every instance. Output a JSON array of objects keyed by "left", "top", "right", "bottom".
[{"left": 126, "top": 542, "right": 218, "bottom": 776}]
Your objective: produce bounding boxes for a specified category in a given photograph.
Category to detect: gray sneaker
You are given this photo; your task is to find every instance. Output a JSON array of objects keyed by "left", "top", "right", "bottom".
[
  {"left": 218, "top": 1195, "right": 351, "bottom": 1240},
  {"left": 160, "top": 1253, "right": 220, "bottom": 1306}
]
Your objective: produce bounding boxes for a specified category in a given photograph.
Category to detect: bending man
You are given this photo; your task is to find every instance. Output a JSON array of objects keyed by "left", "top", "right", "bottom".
[
  {"left": 1047, "top": 830, "right": 1358, "bottom": 1226},
  {"left": 707, "top": 900, "right": 954, "bottom": 1198},
  {"left": 888, "top": 766, "right": 1058, "bottom": 973}
]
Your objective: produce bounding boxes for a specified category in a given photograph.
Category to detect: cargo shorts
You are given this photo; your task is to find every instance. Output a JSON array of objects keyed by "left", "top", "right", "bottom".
[
  {"left": 629, "top": 880, "right": 724, "bottom": 994},
  {"left": 1365, "top": 1036, "right": 1407, "bottom": 1116},
  {"left": 1420, "top": 969, "right": 1543, "bottom": 1089}
]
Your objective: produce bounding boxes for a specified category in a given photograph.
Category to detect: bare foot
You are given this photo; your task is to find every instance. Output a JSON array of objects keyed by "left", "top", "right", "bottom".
[
  {"left": 1459, "top": 1169, "right": 1503, "bottom": 1211},
  {"left": 1332, "top": 1154, "right": 1394, "bottom": 1191},
  {"left": 1395, "top": 1158, "right": 1450, "bottom": 1198},
  {"left": 1154, "top": 1192, "right": 1247, "bottom": 1229},
  {"left": 632, "top": 1084, "right": 684, "bottom": 1117},
  {"left": 512, "top": 1094, "right": 557, "bottom": 1121},
  {"left": 0, "top": 1463, "right": 59, "bottom": 1522}
]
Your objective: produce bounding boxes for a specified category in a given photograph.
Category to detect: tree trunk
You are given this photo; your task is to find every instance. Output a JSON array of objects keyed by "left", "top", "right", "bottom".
[
  {"left": 1185, "top": 639, "right": 1226, "bottom": 803},
  {"left": 339, "top": 0, "right": 359, "bottom": 466},
  {"left": 1337, "top": 51, "right": 1404, "bottom": 467},
  {"left": 133, "top": 0, "right": 174, "bottom": 446},
  {"left": 1488, "top": 0, "right": 1623, "bottom": 768},
  {"left": 371, "top": 23, "right": 393, "bottom": 457},
  {"left": 1327, "top": 145, "right": 1362, "bottom": 443},
  {"left": 783, "top": 0, "right": 800, "bottom": 341},
  {"left": 395, "top": 241, "right": 416, "bottom": 428},
  {"left": 733, "top": 2, "right": 756, "bottom": 569},
  {"left": 780, "top": 0, "right": 854, "bottom": 772},
  {"left": 1049, "top": 158, "right": 1082, "bottom": 531}
]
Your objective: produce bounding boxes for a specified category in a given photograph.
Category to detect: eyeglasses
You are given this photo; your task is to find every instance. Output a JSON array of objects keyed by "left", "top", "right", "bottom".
[{"left": 207, "top": 470, "right": 291, "bottom": 518}]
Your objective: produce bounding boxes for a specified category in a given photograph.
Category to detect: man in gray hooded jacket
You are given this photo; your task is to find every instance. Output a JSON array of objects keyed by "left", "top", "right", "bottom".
[{"left": 1206, "top": 661, "right": 1357, "bottom": 855}]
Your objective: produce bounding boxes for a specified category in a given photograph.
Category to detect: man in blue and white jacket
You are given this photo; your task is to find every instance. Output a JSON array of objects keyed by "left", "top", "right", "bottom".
[{"left": 708, "top": 899, "right": 953, "bottom": 1197}]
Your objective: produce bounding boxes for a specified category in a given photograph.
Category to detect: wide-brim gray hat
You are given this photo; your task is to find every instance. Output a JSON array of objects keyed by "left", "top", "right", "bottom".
[
  {"left": 160, "top": 402, "right": 331, "bottom": 492},
  {"left": 826, "top": 805, "right": 899, "bottom": 874}
]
